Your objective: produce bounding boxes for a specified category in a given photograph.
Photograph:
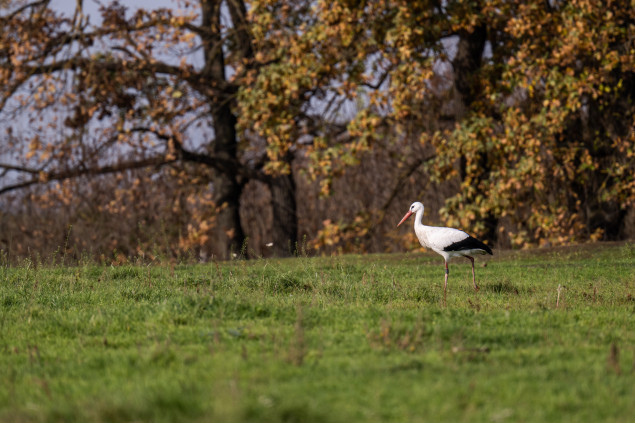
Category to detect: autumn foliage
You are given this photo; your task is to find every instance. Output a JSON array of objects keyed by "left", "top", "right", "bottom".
[{"left": 1, "top": 0, "right": 633, "bottom": 262}]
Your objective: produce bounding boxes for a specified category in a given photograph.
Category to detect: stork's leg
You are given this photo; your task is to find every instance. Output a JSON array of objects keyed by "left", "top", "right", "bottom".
[
  {"left": 466, "top": 256, "right": 479, "bottom": 291},
  {"left": 444, "top": 260, "right": 449, "bottom": 306}
]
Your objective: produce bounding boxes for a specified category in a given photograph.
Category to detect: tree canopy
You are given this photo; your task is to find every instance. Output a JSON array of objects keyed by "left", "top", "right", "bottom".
[{"left": 244, "top": 0, "right": 634, "bottom": 247}]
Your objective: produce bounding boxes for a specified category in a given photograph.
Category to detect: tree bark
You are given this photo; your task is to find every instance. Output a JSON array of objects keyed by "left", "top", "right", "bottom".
[
  {"left": 451, "top": 25, "right": 498, "bottom": 242},
  {"left": 453, "top": 26, "right": 487, "bottom": 182},
  {"left": 451, "top": 25, "right": 487, "bottom": 120},
  {"left": 201, "top": 0, "right": 245, "bottom": 259},
  {"left": 269, "top": 170, "right": 298, "bottom": 257}
]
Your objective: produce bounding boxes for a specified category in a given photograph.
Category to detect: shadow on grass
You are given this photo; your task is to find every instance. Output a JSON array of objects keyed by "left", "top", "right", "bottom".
[
  {"left": 244, "top": 400, "right": 330, "bottom": 423},
  {"left": 483, "top": 281, "right": 520, "bottom": 295}
]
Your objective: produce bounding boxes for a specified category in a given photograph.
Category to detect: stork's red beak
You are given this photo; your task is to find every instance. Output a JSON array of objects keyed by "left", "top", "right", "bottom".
[{"left": 397, "top": 210, "right": 413, "bottom": 227}]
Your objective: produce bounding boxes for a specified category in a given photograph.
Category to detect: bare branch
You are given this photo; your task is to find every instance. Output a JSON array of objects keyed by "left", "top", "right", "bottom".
[
  {"left": 125, "top": 126, "right": 264, "bottom": 183},
  {"left": 0, "top": 0, "right": 50, "bottom": 23},
  {"left": 17, "top": 55, "right": 235, "bottom": 99},
  {"left": 0, "top": 163, "right": 41, "bottom": 174},
  {"left": 361, "top": 69, "right": 392, "bottom": 90},
  {"left": 0, "top": 156, "right": 174, "bottom": 195},
  {"left": 379, "top": 154, "right": 437, "bottom": 219}
]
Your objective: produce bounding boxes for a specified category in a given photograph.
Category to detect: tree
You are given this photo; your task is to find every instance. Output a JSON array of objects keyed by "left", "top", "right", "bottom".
[
  {"left": 0, "top": 0, "right": 304, "bottom": 258},
  {"left": 435, "top": 0, "right": 635, "bottom": 245},
  {"left": 245, "top": 0, "right": 634, "bottom": 248}
]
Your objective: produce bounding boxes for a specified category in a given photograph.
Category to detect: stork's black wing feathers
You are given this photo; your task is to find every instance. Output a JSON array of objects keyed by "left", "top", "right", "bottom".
[{"left": 443, "top": 235, "right": 493, "bottom": 255}]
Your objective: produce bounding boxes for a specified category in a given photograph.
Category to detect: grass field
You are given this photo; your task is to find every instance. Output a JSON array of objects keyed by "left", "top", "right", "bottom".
[{"left": 1, "top": 243, "right": 634, "bottom": 422}]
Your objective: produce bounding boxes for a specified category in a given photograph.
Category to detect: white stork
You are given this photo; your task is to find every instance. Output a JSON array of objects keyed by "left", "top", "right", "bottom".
[{"left": 397, "top": 202, "right": 493, "bottom": 300}]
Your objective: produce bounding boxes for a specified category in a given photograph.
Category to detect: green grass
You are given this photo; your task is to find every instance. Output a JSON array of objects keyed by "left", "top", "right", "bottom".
[{"left": 1, "top": 243, "right": 634, "bottom": 422}]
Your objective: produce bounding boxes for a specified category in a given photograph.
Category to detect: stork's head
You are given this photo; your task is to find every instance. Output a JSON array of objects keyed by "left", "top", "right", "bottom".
[{"left": 397, "top": 202, "right": 423, "bottom": 227}]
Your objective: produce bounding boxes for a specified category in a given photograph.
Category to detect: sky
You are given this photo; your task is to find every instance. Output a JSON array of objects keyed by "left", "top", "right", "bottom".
[{"left": 50, "top": 0, "right": 175, "bottom": 19}]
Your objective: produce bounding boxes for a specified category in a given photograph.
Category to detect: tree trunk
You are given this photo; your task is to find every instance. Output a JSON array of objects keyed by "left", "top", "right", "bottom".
[
  {"left": 452, "top": 25, "right": 487, "bottom": 120},
  {"left": 211, "top": 177, "right": 244, "bottom": 259},
  {"left": 269, "top": 171, "right": 298, "bottom": 257},
  {"left": 451, "top": 25, "right": 499, "bottom": 242},
  {"left": 201, "top": 0, "right": 245, "bottom": 259},
  {"left": 210, "top": 107, "right": 245, "bottom": 259}
]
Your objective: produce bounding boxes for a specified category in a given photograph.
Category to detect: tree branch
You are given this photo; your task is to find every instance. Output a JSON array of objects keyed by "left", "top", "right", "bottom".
[
  {"left": 18, "top": 54, "right": 235, "bottom": 99},
  {"left": 125, "top": 126, "right": 265, "bottom": 184},
  {"left": 381, "top": 154, "right": 437, "bottom": 214},
  {"left": 0, "top": 163, "right": 41, "bottom": 175},
  {"left": 360, "top": 68, "right": 392, "bottom": 90},
  {"left": 0, "top": 156, "right": 174, "bottom": 195},
  {"left": 0, "top": 0, "right": 50, "bottom": 23}
]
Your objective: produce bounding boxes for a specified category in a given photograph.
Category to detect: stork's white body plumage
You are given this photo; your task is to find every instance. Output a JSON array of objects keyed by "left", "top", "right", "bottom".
[{"left": 398, "top": 202, "right": 492, "bottom": 301}]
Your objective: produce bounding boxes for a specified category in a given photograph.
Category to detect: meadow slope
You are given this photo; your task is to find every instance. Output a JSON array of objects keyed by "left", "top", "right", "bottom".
[{"left": 1, "top": 243, "right": 634, "bottom": 422}]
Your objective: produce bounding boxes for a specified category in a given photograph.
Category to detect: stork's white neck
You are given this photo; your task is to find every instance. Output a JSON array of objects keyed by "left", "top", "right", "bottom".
[
  {"left": 412, "top": 207, "right": 431, "bottom": 247},
  {"left": 413, "top": 207, "right": 423, "bottom": 229}
]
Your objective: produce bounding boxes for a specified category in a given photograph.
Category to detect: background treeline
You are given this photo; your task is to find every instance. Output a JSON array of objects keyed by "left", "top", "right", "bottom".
[{"left": 0, "top": 0, "right": 633, "bottom": 263}]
